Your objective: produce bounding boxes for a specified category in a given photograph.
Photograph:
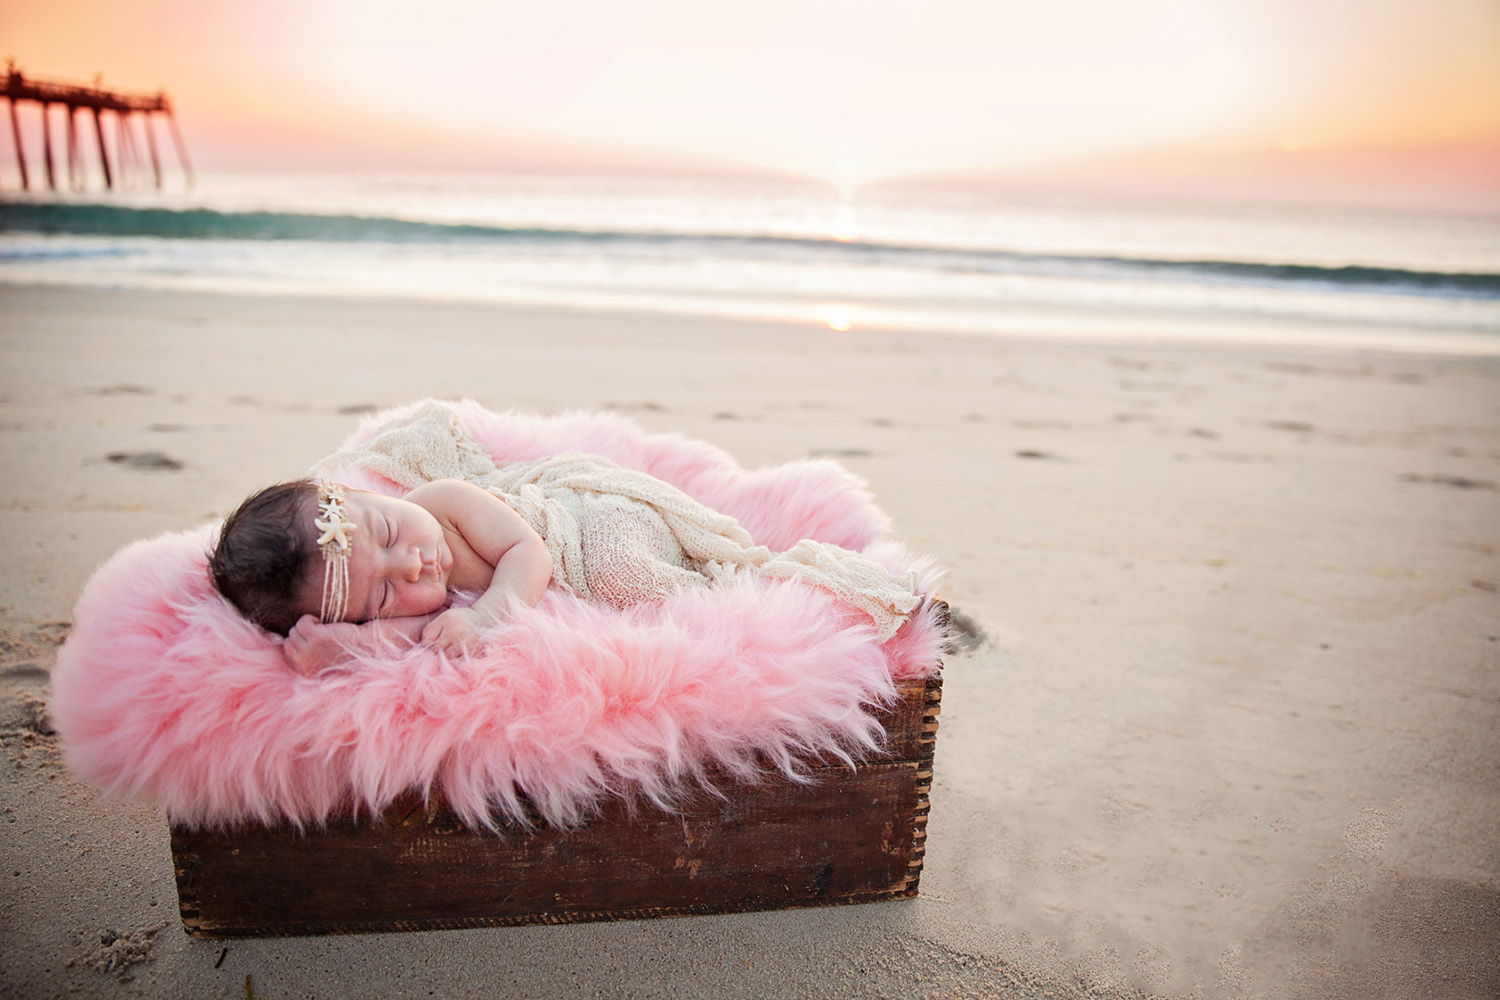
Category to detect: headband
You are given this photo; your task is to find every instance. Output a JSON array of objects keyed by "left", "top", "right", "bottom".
[{"left": 313, "top": 482, "right": 356, "bottom": 623}]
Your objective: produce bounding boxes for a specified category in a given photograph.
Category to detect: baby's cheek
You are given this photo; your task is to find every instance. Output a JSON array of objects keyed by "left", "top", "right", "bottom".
[{"left": 408, "top": 582, "right": 449, "bottom": 615}]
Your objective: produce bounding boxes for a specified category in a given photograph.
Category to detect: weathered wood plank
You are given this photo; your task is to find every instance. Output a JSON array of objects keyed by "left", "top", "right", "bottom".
[
  {"left": 878, "top": 677, "right": 942, "bottom": 762},
  {"left": 171, "top": 674, "right": 941, "bottom": 937}
]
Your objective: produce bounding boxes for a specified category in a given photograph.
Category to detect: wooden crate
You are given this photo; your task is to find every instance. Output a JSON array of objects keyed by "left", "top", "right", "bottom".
[{"left": 170, "top": 674, "right": 941, "bottom": 937}]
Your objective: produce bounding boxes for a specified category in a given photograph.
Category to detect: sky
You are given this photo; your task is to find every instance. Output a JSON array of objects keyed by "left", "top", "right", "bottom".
[{"left": 2, "top": 0, "right": 1498, "bottom": 200}]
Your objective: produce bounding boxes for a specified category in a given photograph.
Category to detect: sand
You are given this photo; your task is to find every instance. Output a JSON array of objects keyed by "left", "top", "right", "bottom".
[{"left": 1, "top": 283, "right": 1497, "bottom": 999}]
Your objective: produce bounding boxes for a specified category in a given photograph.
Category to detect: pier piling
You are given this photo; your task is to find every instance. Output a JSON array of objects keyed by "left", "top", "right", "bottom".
[
  {"left": 3, "top": 61, "right": 190, "bottom": 193},
  {"left": 7, "top": 94, "right": 28, "bottom": 190},
  {"left": 66, "top": 107, "right": 81, "bottom": 190},
  {"left": 41, "top": 102, "right": 56, "bottom": 190},
  {"left": 91, "top": 107, "right": 112, "bottom": 190},
  {"left": 144, "top": 115, "right": 162, "bottom": 189}
]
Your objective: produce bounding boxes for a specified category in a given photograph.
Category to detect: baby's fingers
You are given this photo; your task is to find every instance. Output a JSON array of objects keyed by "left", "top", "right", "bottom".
[
  {"left": 433, "top": 627, "right": 466, "bottom": 657},
  {"left": 434, "top": 624, "right": 475, "bottom": 658},
  {"left": 281, "top": 634, "right": 317, "bottom": 677}
]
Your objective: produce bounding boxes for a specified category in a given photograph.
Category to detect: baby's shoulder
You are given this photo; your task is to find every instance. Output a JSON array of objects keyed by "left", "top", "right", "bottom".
[
  {"left": 404, "top": 478, "right": 477, "bottom": 505},
  {"left": 406, "top": 479, "right": 513, "bottom": 521}
]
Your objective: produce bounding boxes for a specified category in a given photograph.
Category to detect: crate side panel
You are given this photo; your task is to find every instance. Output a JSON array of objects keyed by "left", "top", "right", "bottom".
[{"left": 174, "top": 762, "right": 920, "bottom": 935}]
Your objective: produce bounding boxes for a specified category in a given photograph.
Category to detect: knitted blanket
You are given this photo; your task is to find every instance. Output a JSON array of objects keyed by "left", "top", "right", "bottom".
[
  {"left": 315, "top": 402, "right": 921, "bottom": 639},
  {"left": 52, "top": 402, "right": 946, "bottom": 831}
]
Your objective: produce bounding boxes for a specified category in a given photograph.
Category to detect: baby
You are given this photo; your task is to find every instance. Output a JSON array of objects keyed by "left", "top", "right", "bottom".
[
  {"left": 214, "top": 436, "right": 921, "bottom": 672},
  {"left": 210, "top": 477, "right": 553, "bottom": 676}
]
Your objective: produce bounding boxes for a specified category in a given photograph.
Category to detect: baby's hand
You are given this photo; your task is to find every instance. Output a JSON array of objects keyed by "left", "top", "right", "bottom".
[
  {"left": 283, "top": 615, "right": 362, "bottom": 676},
  {"left": 421, "top": 607, "right": 487, "bottom": 658}
]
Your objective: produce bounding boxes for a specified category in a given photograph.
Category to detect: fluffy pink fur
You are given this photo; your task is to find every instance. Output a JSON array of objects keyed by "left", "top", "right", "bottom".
[{"left": 51, "top": 403, "right": 945, "bottom": 831}]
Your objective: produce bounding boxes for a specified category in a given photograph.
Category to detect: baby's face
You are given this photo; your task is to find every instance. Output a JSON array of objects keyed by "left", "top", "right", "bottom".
[{"left": 311, "top": 490, "right": 454, "bottom": 623}]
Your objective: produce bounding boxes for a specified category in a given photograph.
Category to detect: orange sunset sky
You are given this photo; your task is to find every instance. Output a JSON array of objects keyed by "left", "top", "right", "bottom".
[{"left": 3, "top": 0, "right": 1499, "bottom": 208}]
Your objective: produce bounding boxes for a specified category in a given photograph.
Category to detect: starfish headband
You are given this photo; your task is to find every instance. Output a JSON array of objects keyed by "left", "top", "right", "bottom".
[{"left": 313, "top": 482, "right": 356, "bottom": 623}]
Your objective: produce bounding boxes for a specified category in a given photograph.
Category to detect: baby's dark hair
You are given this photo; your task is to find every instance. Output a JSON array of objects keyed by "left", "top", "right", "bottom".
[{"left": 210, "top": 479, "right": 320, "bottom": 636}]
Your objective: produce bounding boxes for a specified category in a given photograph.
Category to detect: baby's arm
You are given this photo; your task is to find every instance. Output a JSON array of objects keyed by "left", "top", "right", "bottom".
[
  {"left": 283, "top": 613, "right": 439, "bottom": 677},
  {"left": 406, "top": 479, "right": 553, "bottom": 655}
]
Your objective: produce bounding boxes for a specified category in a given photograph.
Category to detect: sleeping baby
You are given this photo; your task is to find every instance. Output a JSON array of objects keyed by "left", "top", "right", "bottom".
[
  {"left": 211, "top": 478, "right": 555, "bottom": 675},
  {"left": 211, "top": 402, "right": 923, "bottom": 677}
]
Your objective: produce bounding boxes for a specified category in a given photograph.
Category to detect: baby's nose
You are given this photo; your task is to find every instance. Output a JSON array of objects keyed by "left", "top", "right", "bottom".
[{"left": 402, "top": 547, "right": 424, "bottom": 581}]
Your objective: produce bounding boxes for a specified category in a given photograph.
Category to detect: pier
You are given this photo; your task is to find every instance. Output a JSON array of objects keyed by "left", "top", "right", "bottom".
[{"left": 3, "top": 61, "right": 192, "bottom": 192}]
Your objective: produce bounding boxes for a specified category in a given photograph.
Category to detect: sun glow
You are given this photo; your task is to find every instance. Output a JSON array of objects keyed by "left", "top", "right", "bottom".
[
  {"left": 824, "top": 306, "right": 854, "bottom": 332},
  {"left": 835, "top": 149, "right": 864, "bottom": 180},
  {"left": 2, "top": 0, "right": 1496, "bottom": 182},
  {"left": 828, "top": 204, "right": 859, "bottom": 242}
]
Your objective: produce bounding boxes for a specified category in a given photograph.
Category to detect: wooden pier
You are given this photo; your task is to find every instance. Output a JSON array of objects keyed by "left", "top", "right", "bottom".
[{"left": 2, "top": 61, "right": 192, "bottom": 192}]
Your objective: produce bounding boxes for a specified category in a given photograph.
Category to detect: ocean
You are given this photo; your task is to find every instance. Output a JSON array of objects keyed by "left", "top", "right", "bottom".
[{"left": 2, "top": 169, "right": 1498, "bottom": 351}]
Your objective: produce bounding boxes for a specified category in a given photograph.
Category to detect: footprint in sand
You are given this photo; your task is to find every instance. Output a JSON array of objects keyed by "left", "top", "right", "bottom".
[
  {"left": 105, "top": 451, "right": 184, "bottom": 471},
  {"left": 1399, "top": 473, "right": 1496, "bottom": 491},
  {"left": 73, "top": 924, "right": 168, "bottom": 978}
]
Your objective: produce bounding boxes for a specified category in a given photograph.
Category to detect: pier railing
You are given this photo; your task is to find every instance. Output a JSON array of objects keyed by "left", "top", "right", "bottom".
[{"left": 3, "top": 63, "right": 192, "bottom": 193}]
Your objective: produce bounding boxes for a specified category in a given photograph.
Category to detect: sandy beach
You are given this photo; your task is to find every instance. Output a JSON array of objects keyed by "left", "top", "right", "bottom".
[{"left": 2, "top": 283, "right": 1497, "bottom": 999}]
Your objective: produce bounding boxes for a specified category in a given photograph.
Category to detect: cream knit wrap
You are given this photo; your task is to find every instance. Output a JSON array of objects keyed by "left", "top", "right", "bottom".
[{"left": 313, "top": 402, "right": 921, "bottom": 641}]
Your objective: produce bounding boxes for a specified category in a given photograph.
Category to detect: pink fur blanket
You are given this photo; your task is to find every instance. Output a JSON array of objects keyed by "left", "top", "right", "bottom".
[{"left": 51, "top": 401, "right": 945, "bottom": 831}]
